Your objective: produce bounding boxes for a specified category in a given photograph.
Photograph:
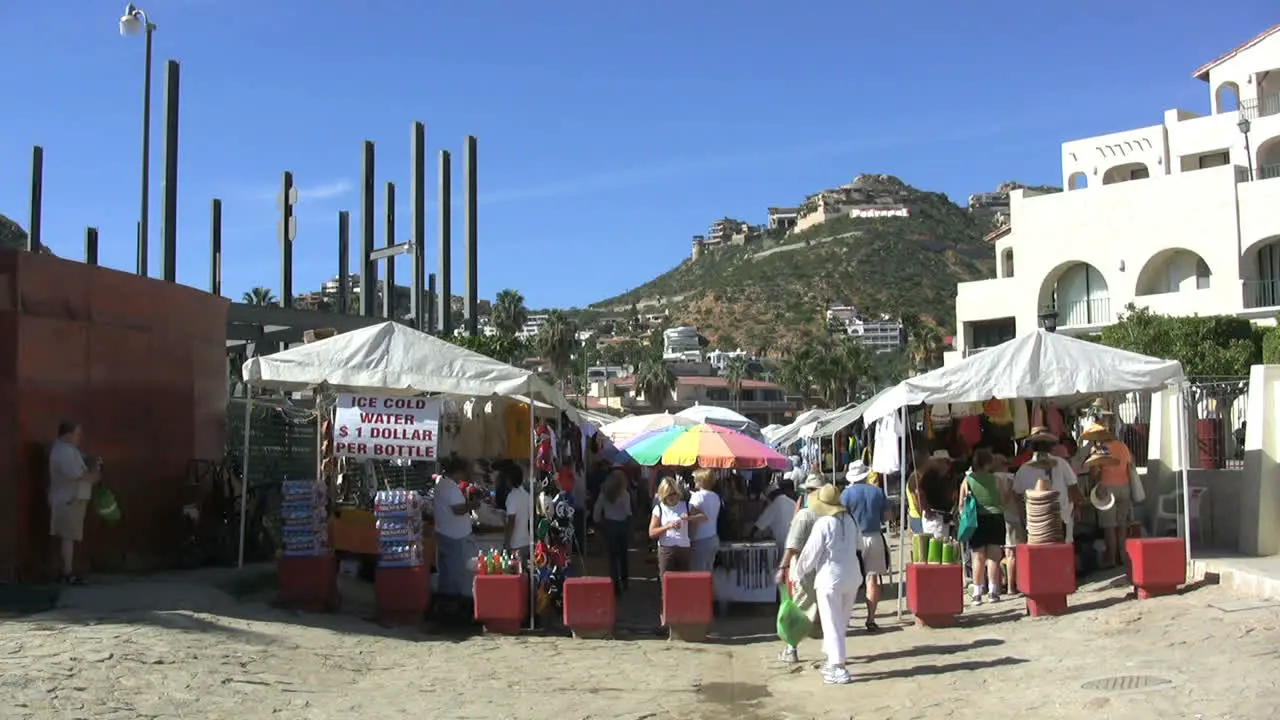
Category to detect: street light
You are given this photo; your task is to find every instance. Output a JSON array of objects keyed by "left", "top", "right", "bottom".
[
  {"left": 119, "top": 3, "right": 156, "bottom": 277},
  {"left": 1038, "top": 307, "right": 1059, "bottom": 333},
  {"left": 1238, "top": 116, "right": 1254, "bottom": 182}
]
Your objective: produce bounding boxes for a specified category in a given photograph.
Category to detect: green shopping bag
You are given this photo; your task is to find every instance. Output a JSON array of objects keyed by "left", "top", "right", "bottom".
[
  {"left": 92, "top": 485, "right": 121, "bottom": 523},
  {"left": 776, "top": 583, "right": 812, "bottom": 647}
]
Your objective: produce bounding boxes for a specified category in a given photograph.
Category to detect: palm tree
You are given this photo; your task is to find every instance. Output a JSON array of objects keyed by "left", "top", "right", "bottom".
[
  {"left": 908, "top": 323, "right": 945, "bottom": 373},
  {"left": 634, "top": 357, "right": 676, "bottom": 412},
  {"left": 535, "top": 310, "right": 578, "bottom": 387},
  {"left": 722, "top": 355, "right": 751, "bottom": 410},
  {"left": 776, "top": 346, "right": 817, "bottom": 400},
  {"left": 832, "top": 337, "right": 873, "bottom": 404},
  {"left": 492, "top": 289, "right": 529, "bottom": 337},
  {"left": 242, "top": 287, "right": 277, "bottom": 306}
]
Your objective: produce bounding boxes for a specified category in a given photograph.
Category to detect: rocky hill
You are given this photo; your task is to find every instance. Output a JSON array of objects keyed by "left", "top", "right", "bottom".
[{"left": 590, "top": 174, "right": 1000, "bottom": 351}]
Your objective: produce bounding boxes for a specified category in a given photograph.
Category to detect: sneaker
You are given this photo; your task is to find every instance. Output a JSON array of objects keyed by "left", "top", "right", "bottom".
[
  {"left": 988, "top": 592, "right": 1002, "bottom": 603},
  {"left": 823, "top": 667, "right": 853, "bottom": 685},
  {"left": 779, "top": 646, "right": 799, "bottom": 664},
  {"left": 970, "top": 593, "right": 984, "bottom": 606}
]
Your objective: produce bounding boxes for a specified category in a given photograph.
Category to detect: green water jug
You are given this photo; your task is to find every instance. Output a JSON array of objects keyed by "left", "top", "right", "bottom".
[
  {"left": 941, "top": 539, "right": 958, "bottom": 564},
  {"left": 927, "top": 536, "right": 943, "bottom": 564},
  {"left": 912, "top": 534, "right": 929, "bottom": 564}
]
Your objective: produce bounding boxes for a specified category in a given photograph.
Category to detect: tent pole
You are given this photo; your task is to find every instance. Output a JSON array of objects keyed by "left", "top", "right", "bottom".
[
  {"left": 1176, "top": 385, "right": 1192, "bottom": 567},
  {"left": 528, "top": 397, "right": 536, "bottom": 631},
  {"left": 238, "top": 396, "right": 254, "bottom": 568},
  {"left": 896, "top": 406, "right": 907, "bottom": 619}
]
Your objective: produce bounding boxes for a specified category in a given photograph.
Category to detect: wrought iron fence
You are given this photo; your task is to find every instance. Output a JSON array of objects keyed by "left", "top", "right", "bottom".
[
  {"left": 1113, "top": 392, "right": 1152, "bottom": 468},
  {"left": 1183, "top": 378, "right": 1249, "bottom": 470}
]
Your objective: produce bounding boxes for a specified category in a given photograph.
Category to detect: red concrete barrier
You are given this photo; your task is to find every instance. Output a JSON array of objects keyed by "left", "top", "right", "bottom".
[
  {"left": 562, "top": 577, "right": 616, "bottom": 638},
  {"left": 473, "top": 574, "right": 529, "bottom": 634},
  {"left": 1126, "top": 537, "right": 1186, "bottom": 599},
  {"left": 907, "top": 563, "right": 964, "bottom": 628},
  {"left": 375, "top": 565, "right": 430, "bottom": 626},
  {"left": 661, "top": 571, "right": 713, "bottom": 641},
  {"left": 277, "top": 554, "right": 339, "bottom": 613},
  {"left": 1016, "top": 543, "right": 1076, "bottom": 617}
]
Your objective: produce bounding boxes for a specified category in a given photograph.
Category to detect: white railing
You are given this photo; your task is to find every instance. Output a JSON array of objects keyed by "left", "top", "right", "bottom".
[{"left": 1056, "top": 297, "right": 1111, "bottom": 327}]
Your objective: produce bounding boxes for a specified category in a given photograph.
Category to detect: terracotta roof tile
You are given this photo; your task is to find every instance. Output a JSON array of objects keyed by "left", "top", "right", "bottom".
[{"left": 1192, "top": 24, "right": 1280, "bottom": 81}]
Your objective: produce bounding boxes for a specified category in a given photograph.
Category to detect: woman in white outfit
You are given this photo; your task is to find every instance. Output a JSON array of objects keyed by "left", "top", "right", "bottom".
[{"left": 792, "top": 484, "right": 863, "bottom": 685}]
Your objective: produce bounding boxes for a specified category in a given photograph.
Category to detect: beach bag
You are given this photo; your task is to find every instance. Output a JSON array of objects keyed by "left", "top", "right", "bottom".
[
  {"left": 92, "top": 485, "right": 121, "bottom": 523},
  {"left": 775, "top": 583, "right": 812, "bottom": 647},
  {"left": 956, "top": 478, "right": 978, "bottom": 543}
]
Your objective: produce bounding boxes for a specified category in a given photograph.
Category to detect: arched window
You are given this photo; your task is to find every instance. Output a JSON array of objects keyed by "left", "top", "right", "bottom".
[{"left": 1001, "top": 248, "right": 1014, "bottom": 278}]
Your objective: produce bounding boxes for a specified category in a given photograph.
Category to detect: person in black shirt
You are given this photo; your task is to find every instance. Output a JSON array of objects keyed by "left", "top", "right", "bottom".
[{"left": 914, "top": 451, "right": 958, "bottom": 537}]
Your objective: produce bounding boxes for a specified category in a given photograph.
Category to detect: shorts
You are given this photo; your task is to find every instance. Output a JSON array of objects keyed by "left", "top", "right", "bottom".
[
  {"left": 860, "top": 532, "right": 890, "bottom": 576},
  {"left": 657, "top": 545, "right": 691, "bottom": 575},
  {"left": 1096, "top": 483, "right": 1133, "bottom": 529},
  {"left": 1005, "top": 521, "right": 1027, "bottom": 547},
  {"left": 921, "top": 512, "right": 951, "bottom": 539},
  {"left": 968, "top": 514, "right": 1005, "bottom": 550},
  {"left": 50, "top": 501, "right": 89, "bottom": 542}
]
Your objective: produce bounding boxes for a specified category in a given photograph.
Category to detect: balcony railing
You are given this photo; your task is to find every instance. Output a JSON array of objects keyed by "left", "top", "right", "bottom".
[
  {"left": 1260, "top": 164, "right": 1280, "bottom": 181},
  {"left": 1244, "top": 279, "right": 1280, "bottom": 310},
  {"left": 1055, "top": 297, "right": 1112, "bottom": 327},
  {"left": 1240, "top": 92, "right": 1280, "bottom": 120}
]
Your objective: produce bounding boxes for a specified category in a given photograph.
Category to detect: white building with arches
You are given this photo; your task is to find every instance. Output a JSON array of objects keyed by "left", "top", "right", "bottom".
[{"left": 951, "top": 24, "right": 1280, "bottom": 360}]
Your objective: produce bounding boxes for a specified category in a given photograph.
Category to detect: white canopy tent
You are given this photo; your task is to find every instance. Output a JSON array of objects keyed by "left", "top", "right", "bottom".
[
  {"left": 766, "top": 408, "right": 829, "bottom": 449},
  {"left": 860, "top": 330, "right": 1190, "bottom": 618},
  {"left": 676, "top": 404, "right": 762, "bottom": 439},
  {"left": 239, "top": 322, "right": 575, "bottom": 628},
  {"left": 809, "top": 387, "right": 896, "bottom": 440}
]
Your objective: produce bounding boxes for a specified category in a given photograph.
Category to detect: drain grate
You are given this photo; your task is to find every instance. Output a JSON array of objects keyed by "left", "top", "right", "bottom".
[{"left": 1081, "top": 675, "right": 1172, "bottom": 693}]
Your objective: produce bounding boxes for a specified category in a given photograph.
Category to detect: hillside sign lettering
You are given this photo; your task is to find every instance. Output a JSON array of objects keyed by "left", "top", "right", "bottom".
[
  {"left": 848, "top": 207, "right": 910, "bottom": 219},
  {"left": 334, "top": 393, "right": 441, "bottom": 461}
]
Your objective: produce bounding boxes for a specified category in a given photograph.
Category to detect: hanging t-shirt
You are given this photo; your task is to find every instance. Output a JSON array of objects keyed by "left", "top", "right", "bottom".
[
  {"left": 871, "top": 414, "right": 903, "bottom": 475},
  {"left": 983, "top": 399, "right": 1013, "bottom": 425},
  {"left": 504, "top": 403, "right": 532, "bottom": 459},
  {"left": 956, "top": 416, "right": 982, "bottom": 448},
  {"left": 1012, "top": 400, "right": 1030, "bottom": 438}
]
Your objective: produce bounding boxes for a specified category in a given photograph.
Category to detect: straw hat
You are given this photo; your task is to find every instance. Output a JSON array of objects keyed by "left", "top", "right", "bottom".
[
  {"left": 798, "top": 469, "right": 827, "bottom": 491},
  {"left": 1089, "top": 398, "right": 1115, "bottom": 416},
  {"left": 1027, "top": 450, "right": 1058, "bottom": 471},
  {"left": 929, "top": 449, "right": 956, "bottom": 462},
  {"left": 1084, "top": 443, "right": 1121, "bottom": 469},
  {"left": 808, "top": 484, "right": 848, "bottom": 517},
  {"left": 1027, "top": 426, "right": 1057, "bottom": 444},
  {"left": 1080, "top": 422, "right": 1115, "bottom": 443},
  {"left": 1090, "top": 484, "right": 1116, "bottom": 512}
]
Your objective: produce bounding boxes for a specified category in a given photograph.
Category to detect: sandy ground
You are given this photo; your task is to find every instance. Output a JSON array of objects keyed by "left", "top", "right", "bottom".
[{"left": 2, "top": 557, "right": 1280, "bottom": 720}]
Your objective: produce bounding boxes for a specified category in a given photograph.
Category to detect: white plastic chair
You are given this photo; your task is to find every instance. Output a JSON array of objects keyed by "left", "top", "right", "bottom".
[{"left": 1154, "top": 487, "right": 1209, "bottom": 546}]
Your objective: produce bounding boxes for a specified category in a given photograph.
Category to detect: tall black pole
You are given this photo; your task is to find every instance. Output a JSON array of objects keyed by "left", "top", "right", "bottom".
[
  {"left": 210, "top": 198, "right": 222, "bottom": 295},
  {"left": 427, "top": 273, "right": 437, "bottom": 334},
  {"left": 360, "top": 141, "right": 376, "bottom": 317},
  {"left": 279, "top": 171, "right": 296, "bottom": 307},
  {"left": 27, "top": 146, "right": 43, "bottom": 253},
  {"left": 464, "top": 136, "right": 479, "bottom": 337},
  {"left": 159, "top": 59, "right": 180, "bottom": 283},
  {"left": 383, "top": 181, "right": 396, "bottom": 320},
  {"left": 438, "top": 150, "right": 453, "bottom": 336},
  {"left": 84, "top": 228, "right": 99, "bottom": 266},
  {"left": 137, "top": 22, "right": 155, "bottom": 276},
  {"left": 338, "top": 210, "right": 350, "bottom": 314},
  {"left": 410, "top": 121, "right": 427, "bottom": 330}
]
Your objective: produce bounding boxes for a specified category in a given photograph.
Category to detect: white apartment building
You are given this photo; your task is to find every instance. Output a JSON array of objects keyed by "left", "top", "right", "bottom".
[
  {"left": 518, "top": 314, "right": 549, "bottom": 340},
  {"left": 951, "top": 25, "right": 1280, "bottom": 360},
  {"left": 827, "top": 306, "right": 905, "bottom": 352}
]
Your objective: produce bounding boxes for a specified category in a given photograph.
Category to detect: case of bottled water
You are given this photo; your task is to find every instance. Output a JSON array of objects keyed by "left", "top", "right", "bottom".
[
  {"left": 374, "top": 490, "right": 424, "bottom": 568},
  {"left": 279, "top": 478, "right": 330, "bottom": 557}
]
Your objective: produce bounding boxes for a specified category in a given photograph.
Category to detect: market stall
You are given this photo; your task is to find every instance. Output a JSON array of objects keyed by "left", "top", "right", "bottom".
[
  {"left": 859, "top": 330, "right": 1189, "bottom": 618},
  {"left": 239, "top": 321, "right": 577, "bottom": 625}
]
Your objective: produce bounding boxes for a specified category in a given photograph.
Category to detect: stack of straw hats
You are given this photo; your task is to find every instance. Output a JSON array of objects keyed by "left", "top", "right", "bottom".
[{"left": 1024, "top": 452, "right": 1064, "bottom": 544}]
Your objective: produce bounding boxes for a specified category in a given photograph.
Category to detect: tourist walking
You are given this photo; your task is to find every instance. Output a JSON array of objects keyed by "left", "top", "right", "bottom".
[
  {"left": 688, "top": 469, "right": 722, "bottom": 572},
  {"left": 593, "top": 469, "right": 633, "bottom": 595},
  {"left": 960, "top": 449, "right": 1008, "bottom": 604},
  {"left": 793, "top": 484, "right": 864, "bottom": 685},
  {"left": 840, "top": 461, "right": 892, "bottom": 631},
  {"left": 773, "top": 470, "right": 825, "bottom": 664}
]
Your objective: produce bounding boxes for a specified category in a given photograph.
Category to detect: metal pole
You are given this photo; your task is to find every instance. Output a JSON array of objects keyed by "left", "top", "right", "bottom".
[
  {"left": 360, "top": 141, "right": 376, "bottom": 317},
  {"left": 138, "top": 22, "right": 155, "bottom": 276},
  {"left": 383, "top": 181, "right": 396, "bottom": 320},
  {"left": 410, "top": 122, "right": 426, "bottom": 330},
  {"left": 210, "top": 198, "right": 222, "bottom": 295},
  {"left": 338, "top": 211, "right": 350, "bottom": 314},
  {"left": 159, "top": 59, "right": 180, "bottom": 283},
  {"left": 238, "top": 397, "right": 253, "bottom": 568},
  {"left": 438, "top": 151, "right": 453, "bottom": 335},
  {"left": 463, "top": 136, "right": 478, "bottom": 337},
  {"left": 84, "top": 228, "right": 99, "bottom": 266},
  {"left": 27, "top": 146, "right": 43, "bottom": 253},
  {"left": 427, "top": 273, "right": 437, "bottom": 334}
]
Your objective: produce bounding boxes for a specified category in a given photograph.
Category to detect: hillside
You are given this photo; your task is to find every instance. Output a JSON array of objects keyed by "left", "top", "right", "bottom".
[{"left": 591, "top": 174, "right": 998, "bottom": 350}]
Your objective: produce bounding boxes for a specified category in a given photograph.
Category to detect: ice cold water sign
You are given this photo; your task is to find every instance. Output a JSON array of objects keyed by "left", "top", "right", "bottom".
[{"left": 334, "top": 394, "right": 441, "bottom": 461}]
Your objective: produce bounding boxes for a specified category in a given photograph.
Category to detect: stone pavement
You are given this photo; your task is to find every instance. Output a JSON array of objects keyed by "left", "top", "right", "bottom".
[{"left": 0, "top": 569, "right": 1277, "bottom": 720}]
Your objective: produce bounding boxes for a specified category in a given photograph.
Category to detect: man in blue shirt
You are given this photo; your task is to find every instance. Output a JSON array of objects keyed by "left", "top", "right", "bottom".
[{"left": 840, "top": 461, "right": 893, "bottom": 631}]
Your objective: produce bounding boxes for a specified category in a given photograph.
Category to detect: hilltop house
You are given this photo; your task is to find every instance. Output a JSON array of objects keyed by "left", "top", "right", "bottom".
[{"left": 950, "top": 24, "right": 1280, "bottom": 361}]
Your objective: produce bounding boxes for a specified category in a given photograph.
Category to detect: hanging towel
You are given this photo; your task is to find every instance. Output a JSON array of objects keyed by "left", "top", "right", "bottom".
[
  {"left": 1012, "top": 400, "right": 1030, "bottom": 438},
  {"left": 871, "top": 415, "right": 903, "bottom": 475},
  {"left": 983, "top": 399, "right": 1012, "bottom": 425}
]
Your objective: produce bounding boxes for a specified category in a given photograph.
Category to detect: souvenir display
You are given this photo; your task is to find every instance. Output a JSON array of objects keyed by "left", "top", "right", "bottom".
[
  {"left": 280, "top": 479, "right": 330, "bottom": 557},
  {"left": 475, "top": 548, "right": 523, "bottom": 576},
  {"left": 374, "top": 490, "right": 425, "bottom": 568},
  {"left": 532, "top": 490, "right": 576, "bottom": 615},
  {"left": 1025, "top": 475, "right": 1065, "bottom": 545}
]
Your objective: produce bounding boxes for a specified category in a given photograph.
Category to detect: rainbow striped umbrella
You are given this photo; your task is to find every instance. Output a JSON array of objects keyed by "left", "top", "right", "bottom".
[{"left": 617, "top": 423, "right": 790, "bottom": 470}]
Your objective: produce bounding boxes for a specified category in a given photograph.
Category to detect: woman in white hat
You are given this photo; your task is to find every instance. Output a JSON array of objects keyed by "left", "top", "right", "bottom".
[
  {"left": 774, "top": 471, "right": 827, "bottom": 665},
  {"left": 792, "top": 484, "right": 864, "bottom": 686}
]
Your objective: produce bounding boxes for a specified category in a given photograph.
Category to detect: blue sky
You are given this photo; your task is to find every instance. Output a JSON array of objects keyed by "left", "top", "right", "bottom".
[{"left": 0, "top": 1, "right": 1272, "bottom": 309}]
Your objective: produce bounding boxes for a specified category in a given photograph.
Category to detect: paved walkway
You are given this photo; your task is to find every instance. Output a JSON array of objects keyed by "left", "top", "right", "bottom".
[{"left": 0, "top": 567, "right": 1277, "bottom": 719}]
